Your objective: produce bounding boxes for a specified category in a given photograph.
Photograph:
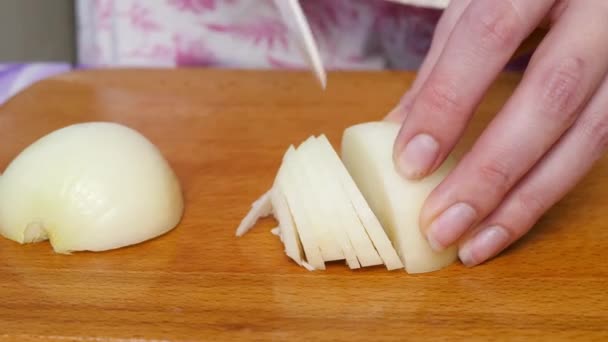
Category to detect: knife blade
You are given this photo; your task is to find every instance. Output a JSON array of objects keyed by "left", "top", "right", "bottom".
[
  {"left": 385, "top": 0, "right": 450, "bottom": 9},
  {"left": 273, "top": 0, "right": 327, "bottom": 89},
  {"left": 274, "top": 0, "right": 451, "bottom": 89}
]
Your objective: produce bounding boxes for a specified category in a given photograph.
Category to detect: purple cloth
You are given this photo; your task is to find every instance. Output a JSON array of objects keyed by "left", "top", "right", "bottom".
[{"left": 0, "top": 63, "right": 73, "bottom": 105}]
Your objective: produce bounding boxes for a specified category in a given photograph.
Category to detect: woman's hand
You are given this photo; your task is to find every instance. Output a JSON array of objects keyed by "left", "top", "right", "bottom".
[{"left": 386, "top": 0, "right": 608, "bottom": 267}]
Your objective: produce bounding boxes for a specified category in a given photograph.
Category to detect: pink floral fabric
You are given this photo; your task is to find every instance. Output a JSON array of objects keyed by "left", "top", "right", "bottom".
[{"left": 76, "top": 0, "right": 444, "bottom": 70}]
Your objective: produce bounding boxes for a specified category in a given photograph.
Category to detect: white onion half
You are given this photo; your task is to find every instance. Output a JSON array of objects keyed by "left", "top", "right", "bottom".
[{"left": 0, "top": 122, "right": 184, "bottom": 253}]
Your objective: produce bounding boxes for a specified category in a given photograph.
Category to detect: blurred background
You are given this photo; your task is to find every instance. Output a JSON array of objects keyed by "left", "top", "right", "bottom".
[
  {"left": 0, "top": 0, "right": 533, "bottom": 105},
  {"left": 0, "top": 0, "right": 447, "bottom": 104},
  {"left": 0, "top": 0, "right": 445, "bottom": 67},
  {"left": 0, "top": 0, "right": 76, "bottom": 62}
]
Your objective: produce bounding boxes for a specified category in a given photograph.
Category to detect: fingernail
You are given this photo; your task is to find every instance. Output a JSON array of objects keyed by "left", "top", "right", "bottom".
[
  {"left": 426, "top": 203, "right": 477, "bottom": 252},
  {"left": 459, "top": 225, "right": 510, "bottom": 267},
  {"left": 397, "top": 133, "right": 439, "bottom": 178}
]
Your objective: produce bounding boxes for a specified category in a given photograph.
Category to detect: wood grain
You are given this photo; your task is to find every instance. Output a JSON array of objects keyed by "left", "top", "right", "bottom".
[{"left": 0, "top": 69, "right": 606, "bottom": 341}]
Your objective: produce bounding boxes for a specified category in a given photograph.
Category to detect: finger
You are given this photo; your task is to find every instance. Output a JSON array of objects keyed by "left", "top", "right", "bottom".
[
  {"left": 393, "top": 0, "right": 554, "bottom": 179},
  {"left": 545, "top": 0, "right": 570, "bottom": 26},
  {"left": 458, "top": 73, "right": 608, "bottom": 266},
  {"left": 385, "top": 0, "right": 473, "bottom": 122},
  {"left": 389, "top": 0, "right": 568, "bottom": 123},
  {"left": 516, "top": 1, "right": 570, "bottom": 57},
  {"left": 422, "top": 1, "right": 608, "bottom": 252}
]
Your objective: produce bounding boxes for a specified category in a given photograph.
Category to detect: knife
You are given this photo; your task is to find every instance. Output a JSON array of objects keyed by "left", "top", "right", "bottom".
[
  {"left": 274, "top": 0, "right": 451, "bottom": 89},
  {"left": 385, "top": 0, "right": 450, "bottom": 9},
  {"left": 273, "top": 0, "right": 327, "bottom": 89}
]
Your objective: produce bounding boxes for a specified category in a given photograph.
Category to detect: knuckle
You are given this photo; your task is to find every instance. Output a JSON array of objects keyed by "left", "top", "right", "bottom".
[
  {"left": 466, "top": 1, "right": 521, "bottom": 50},
  {"left": 538, "top": 57, "right": 586, "bottom": 121},
  {"left": 515, "top": 190, "right": 548, "bottom": 215},
  {"left": 419, "top": 81, "right": 465, "bottom": 117},
  {"left": 478, "top": 160, "right": 512, "bottom": 194}
]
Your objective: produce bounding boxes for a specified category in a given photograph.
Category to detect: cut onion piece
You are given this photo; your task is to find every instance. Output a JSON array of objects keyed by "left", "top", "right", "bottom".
[
  {"left": 316, "top": 135, "right": 404, "bottom": 271},
  {"left": 341, "top": 121, "right": 458, "bottom": 274},
  {"left": 236, "top": 121, "right": 457, "bottom": 274},
  {"left": 298, "top": 138, "right": 360, "bottom": 269},
  {"left": 305, "top": 137, "right": 384, "bottom": 268},
  {"left": 277, "top": 146, "right": 326, "bottom": 270},
  {"left": 293, "top": 138, "right": 344, "bottom": 262},
  {"left": 270, "top": 184, "right": 304, "bottom": 266},
  {"left": 236, "top": 190, "right": 273, "bottom": 237}
]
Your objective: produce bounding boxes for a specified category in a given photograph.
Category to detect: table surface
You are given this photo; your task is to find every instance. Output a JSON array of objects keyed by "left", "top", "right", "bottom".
[{"left": 0, "top": 69, "right": 606, "bottom": 341}]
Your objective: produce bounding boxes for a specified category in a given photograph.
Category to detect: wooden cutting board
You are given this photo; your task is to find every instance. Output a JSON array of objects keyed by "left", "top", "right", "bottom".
[{"left": 0, "top": 69, "right": 606, "bottom": 341}]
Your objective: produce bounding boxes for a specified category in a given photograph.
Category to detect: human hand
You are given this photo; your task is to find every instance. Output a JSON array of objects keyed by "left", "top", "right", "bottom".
[{"left": 386, "top": 0, "right": 608, "bottom": 267}]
